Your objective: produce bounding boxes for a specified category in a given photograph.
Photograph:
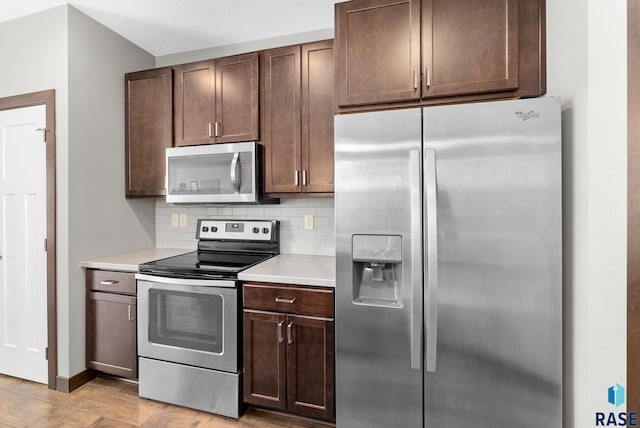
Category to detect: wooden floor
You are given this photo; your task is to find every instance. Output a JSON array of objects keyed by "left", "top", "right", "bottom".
[{"left": 0, "top": 374, "right": 334, "bottom": 428}]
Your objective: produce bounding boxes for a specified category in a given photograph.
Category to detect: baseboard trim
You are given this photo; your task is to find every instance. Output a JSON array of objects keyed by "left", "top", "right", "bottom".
[{"left": 55, "top": 369, "right": 96, "bottom": 393}]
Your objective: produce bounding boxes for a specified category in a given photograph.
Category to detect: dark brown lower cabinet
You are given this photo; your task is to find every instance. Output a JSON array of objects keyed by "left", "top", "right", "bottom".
[
  {"left": 286, "top": 315, "right": 335, "bottom": 420},
  {"left": 242, "top": 283, "right": 335, "bottom": 422},
  {"left": 243, "top": 311, "right": 287, "bottom": 409},
  {"left": 86, "top": 269, "right": 137, "bottom": 379}
]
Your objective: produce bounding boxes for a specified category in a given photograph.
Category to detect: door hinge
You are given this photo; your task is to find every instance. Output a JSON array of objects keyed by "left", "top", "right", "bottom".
[
  {"left": 45, "top": 347, "right": 48, "bottom": 360},
  {"left": 44, "top": 238, "right": 47, "bottom": 252}
]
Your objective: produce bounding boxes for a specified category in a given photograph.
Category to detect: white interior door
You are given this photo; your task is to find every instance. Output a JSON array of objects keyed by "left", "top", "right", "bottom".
[{"left": 0, "top": 105, "right": 47, "bottom": 384}]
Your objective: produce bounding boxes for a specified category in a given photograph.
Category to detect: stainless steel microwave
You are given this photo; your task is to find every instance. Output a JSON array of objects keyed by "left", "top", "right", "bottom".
[{"left": 165, "top": 142, "right": 276, "bottom": 204}]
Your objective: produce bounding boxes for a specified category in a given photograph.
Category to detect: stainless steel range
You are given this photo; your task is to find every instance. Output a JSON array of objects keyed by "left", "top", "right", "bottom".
[{"left": 135, "top": 219, "right": 279, "bottom": 418}]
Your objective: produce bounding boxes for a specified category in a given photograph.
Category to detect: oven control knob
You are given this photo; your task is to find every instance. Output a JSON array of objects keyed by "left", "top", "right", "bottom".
[
  {"left": 202, "top": 226, "right": 209, "bottom": 232},
  {"left": 252, "top": 227, "right": 259, "bottom": 233},
  {"left": 211, "top": 226, "right": 218, "bottom": 232},
  {"left": 262, "top": 228, "right": 269, "bottom": 234}
]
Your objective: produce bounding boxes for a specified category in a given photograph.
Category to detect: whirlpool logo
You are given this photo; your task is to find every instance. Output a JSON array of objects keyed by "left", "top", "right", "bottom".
[{"left": 596, "top": 383, "right": 637, "bottom": 426}]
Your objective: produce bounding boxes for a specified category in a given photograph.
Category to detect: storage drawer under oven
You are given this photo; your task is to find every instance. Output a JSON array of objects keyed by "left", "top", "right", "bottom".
[{"left": 243, "top": 283, "right": 334, "bottom": 317}]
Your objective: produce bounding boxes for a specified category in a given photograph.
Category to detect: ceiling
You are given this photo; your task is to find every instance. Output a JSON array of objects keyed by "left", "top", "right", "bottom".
[{"left": 0, "top": 0, "right": 340, "bottom": 56}]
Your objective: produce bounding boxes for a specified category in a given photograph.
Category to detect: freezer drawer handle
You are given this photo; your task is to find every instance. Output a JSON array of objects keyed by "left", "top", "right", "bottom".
[
  {"left": 275, "top": 297, "right": 296, "bottom": 304},
  {"left": 100, "top": 280, "right": 119, "bottom": 286}
]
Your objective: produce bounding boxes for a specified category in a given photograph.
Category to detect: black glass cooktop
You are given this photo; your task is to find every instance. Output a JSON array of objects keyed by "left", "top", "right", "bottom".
[{"left": 138, "top": 251, "right": 273, "bottom": 279}]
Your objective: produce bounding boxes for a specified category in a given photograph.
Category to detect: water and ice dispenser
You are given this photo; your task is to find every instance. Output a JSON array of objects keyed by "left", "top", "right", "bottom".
[{"left": 352, "top": 235, "right": 403, "bottom": 307}]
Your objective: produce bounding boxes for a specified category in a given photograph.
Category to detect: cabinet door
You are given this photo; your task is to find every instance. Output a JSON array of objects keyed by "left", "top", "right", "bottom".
[
  {"left": 335, "top": 0, "right": 421, "bottom": 107},
  {"left": 125, "top": 68, "right": 172, "bottom": 197},
  {"left": 286, "top": 315, "right": 335, "bottom": 421},
  {"left": 301, "top": 40, "right": 334, "bottom": 194},
  {"left": 422, "top": 0, "right": 518, "bottom": 97},
  {"left": 86, "top": 291, "right": 137, "bottom": 379},
  {"left": 174, "top": 60, "right": 216, "bottom": 146},
  {"left": 216, "top": 52, "right": 259, "bottom": 143},
  {"left": 261, "top": 46, "right": 302, "bottom": 194},
  {"left": 243, "top": 310, "right": 287, "bottom": 410},
  {"left": 515, "top": 0, "right": 546, "bottom": 98}
]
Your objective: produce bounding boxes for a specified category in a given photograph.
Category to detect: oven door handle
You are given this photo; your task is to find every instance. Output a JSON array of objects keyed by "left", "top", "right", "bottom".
[{"left": 135, "top": 273, "right": 236, "bottom": 288}]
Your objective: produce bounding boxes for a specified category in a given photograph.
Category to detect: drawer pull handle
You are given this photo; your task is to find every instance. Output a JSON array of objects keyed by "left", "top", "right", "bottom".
[
  {"left": 287, "top": 321, "right": 294, "bottom": 345},
  {"left": 275, "top": 297, "right": 296, "bottom": 304},
  {"left": 277, "top": 321, "right": 284, "bottom": 343},
  {"left": 100, "top": 280, "right": 119, "bottom": 286}
]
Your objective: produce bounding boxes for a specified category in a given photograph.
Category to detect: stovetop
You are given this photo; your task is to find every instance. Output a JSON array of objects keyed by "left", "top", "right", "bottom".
[
  {"left": 139, "top": 219, "right": 279, "bottom": 280},
  {"left": 138, "top": 250, "right": 275, "bottom": 279}
]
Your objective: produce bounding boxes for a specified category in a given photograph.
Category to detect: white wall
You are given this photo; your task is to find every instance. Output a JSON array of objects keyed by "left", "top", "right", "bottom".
[
  {"left": 0, "top": 6, "right": 72, "bottom": 378},
  {"left": 155, "top": 28, "right": 333, "bottom": 67},
  {"left": 66, "top": 7, "right": 156, "bottom": 376},
  {"left": 547, "top": 1, "right": 627, "bottom": 426},
  {"left": 0, "top": 5, "right": 157, "bottom": 379}
]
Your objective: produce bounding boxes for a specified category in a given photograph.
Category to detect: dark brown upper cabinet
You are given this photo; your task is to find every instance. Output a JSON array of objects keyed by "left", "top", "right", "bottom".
[
  {"left": 422, "top": 0, "right": 518, "bottom": 98},
  {"left": 216, "top": 53, "right": 260, "bottom": 143},
  {"left": 174, "top": 52, "right": 259, "bottom": 147},
  {"left": 262, "top": 40, "right": 334, "bottom": 196},
  {"left": 301, "top": 41, "right": 335, "bottom": 194},
  {"left": 335, "top": 0, "right": 421, "bottom": 107},
  {"left": 335, "top": 0, "right": 545, "bottom": 109},
  {"left": 125, "top": 67, "right": 173, "bottom": 198},
  {"left": 261, "top": 45, "right": 301, "bottom": 194},
  {"left": 174, "top": 60, "right": 215, "bottom": 146}
]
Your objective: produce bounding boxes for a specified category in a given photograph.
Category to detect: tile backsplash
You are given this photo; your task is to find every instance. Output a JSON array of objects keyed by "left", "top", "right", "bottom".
[{"left": 155, "top": 198, "right": 335, "bottom": 255}]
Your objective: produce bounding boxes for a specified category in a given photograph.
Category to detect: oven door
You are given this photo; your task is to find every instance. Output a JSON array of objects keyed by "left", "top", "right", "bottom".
[{"left": 136, "top": 274, "right": 237, "bottom": 373}]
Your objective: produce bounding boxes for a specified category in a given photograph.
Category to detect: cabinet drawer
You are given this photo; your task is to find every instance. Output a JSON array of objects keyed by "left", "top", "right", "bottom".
[
  {"left": 243, "top": 283, "right": 334, "bottom": 318},
  {"left": 86, "top": 269, "right": 136, "bottom": 295}
]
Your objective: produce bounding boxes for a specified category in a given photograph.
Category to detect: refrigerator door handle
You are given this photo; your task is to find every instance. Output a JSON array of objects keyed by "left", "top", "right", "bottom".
[
  {"left": 410, "top": 148, "right": 422, "bottom": 370},
  {"left": 424, "top": 148, "right": 439, "bottom": 372}
]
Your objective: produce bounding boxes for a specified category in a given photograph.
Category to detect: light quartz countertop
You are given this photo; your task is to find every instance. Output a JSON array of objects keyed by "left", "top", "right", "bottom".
[
  {"left": 238, "top": 254, "right": 336, "bottom": 288},
  {"left": 80, "top": 248, "right": 192, "bottom": 272}
]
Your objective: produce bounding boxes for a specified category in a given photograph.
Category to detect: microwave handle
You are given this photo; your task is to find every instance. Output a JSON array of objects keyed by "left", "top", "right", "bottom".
[{"left": 230, "top": 152, "right": 241, "bottom": 194}]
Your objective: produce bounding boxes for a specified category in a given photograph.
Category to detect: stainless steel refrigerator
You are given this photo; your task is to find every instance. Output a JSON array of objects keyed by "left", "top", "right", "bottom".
[{"left": 334, "top": 97, "right": 562, "bottom": 428}]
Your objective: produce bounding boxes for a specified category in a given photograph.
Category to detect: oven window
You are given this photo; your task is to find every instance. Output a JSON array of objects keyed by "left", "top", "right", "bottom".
[{"left": 148, "top": 289, "right": 223, "bottom": 353}]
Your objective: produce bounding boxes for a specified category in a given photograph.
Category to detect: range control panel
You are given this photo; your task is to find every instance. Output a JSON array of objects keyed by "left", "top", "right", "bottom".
[{"left": 196, "top": 219, "right": 277, "bottom": 241}]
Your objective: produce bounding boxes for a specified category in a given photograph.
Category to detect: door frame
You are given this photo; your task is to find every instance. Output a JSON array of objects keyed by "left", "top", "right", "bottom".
[
  {"left": 629, "top": 0, "right": 639, "bottom": 412},
  {"left": 0, "top": 90, "right": 57, "bottom": 390}
]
